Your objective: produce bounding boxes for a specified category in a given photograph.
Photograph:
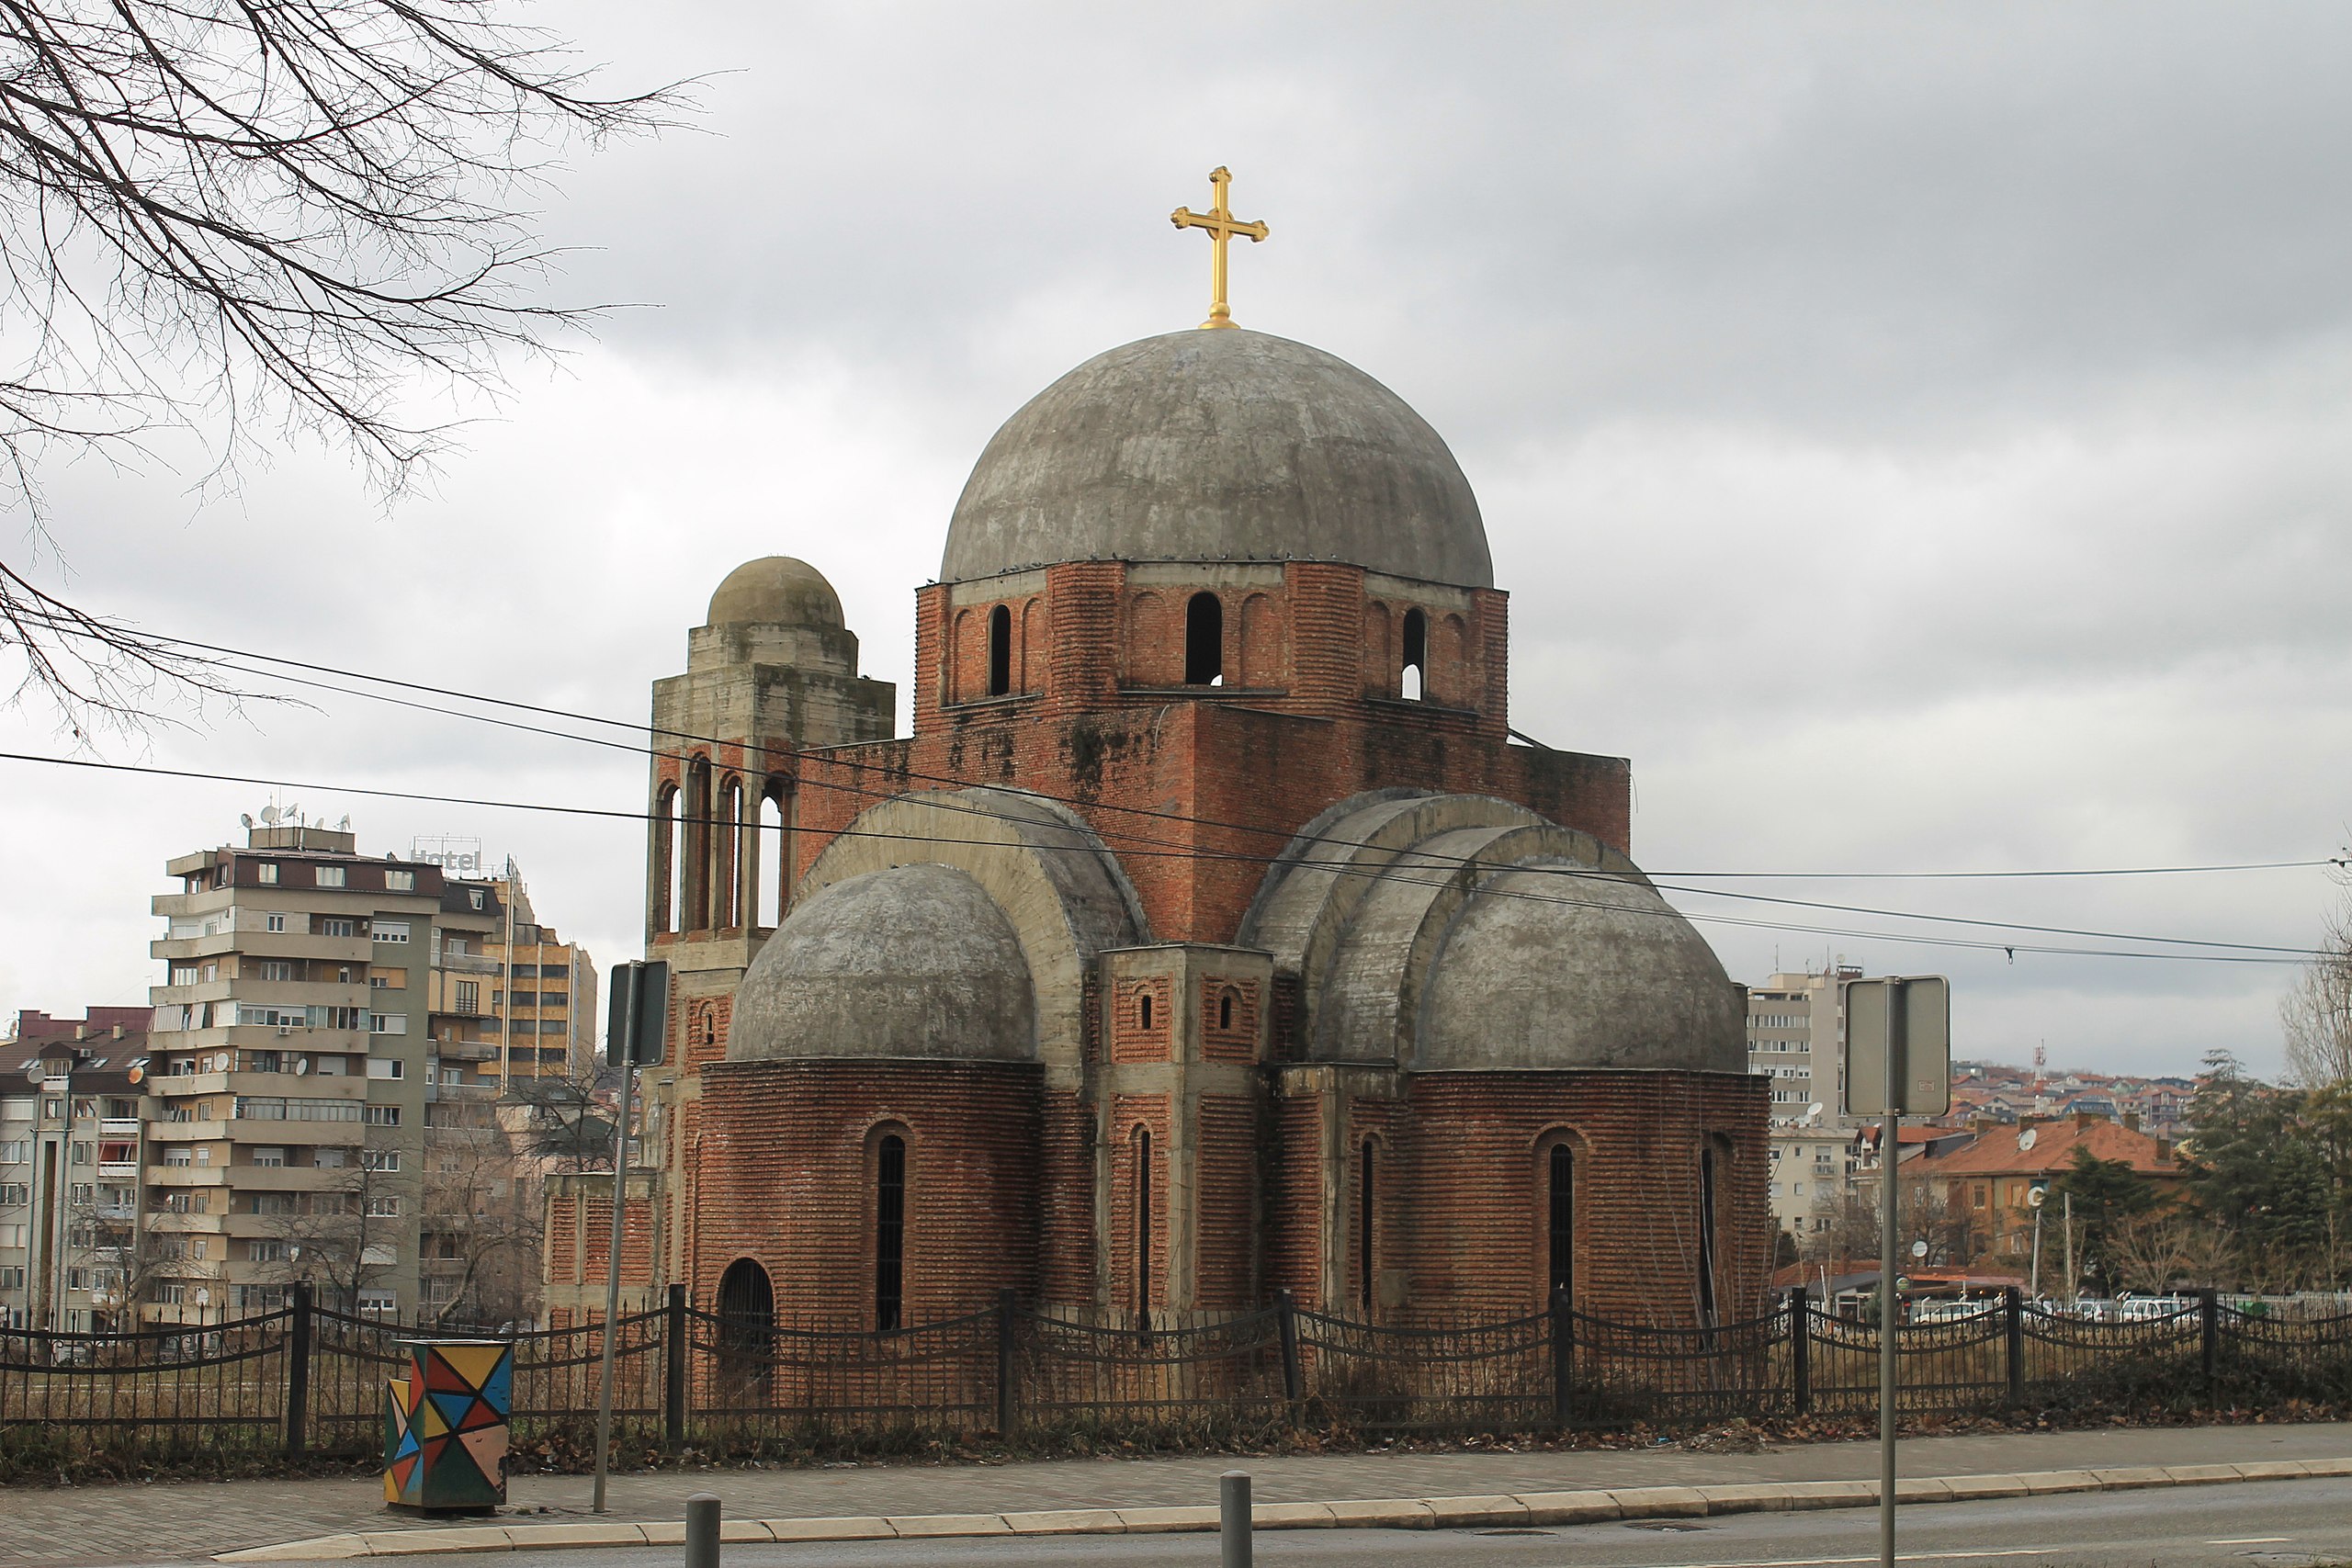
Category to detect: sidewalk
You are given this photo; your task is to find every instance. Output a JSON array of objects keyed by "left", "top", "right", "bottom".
[{"left": 6, "top": 1422, "right": 2348, "bottom": 1567}]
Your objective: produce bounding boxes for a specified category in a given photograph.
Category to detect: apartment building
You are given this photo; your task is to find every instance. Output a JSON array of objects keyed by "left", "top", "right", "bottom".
[
  {"left": 425, "top": 866, "right": 599, "bottom": 1083},
  {"left": 146, "top": 819, "right": 447, "bottom": 1320},
  {"left": 1764, "top": 1123, "right": 1862, "bottom": 1242},
  {"left": 1747, "top": 964, "right": 1863, "bottom": 1123},
  {"left": 0, "top": 1009, "right": 154, "bottom": 1331}
]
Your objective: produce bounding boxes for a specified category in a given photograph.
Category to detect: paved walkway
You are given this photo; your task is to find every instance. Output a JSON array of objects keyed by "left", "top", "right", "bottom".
[{"left": 6, "top": 1423, "right": 2349, "bottom": 1567}]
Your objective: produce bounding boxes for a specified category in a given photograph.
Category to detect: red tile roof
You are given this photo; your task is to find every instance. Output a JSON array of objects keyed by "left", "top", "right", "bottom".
[{"left": 1917, "top": 1117, "right": 2178, "bottom": 1179}]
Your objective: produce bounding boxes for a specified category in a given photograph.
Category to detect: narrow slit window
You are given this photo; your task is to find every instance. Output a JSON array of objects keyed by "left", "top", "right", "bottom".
[
  {"left": 1401, "top": 608, "right": 1427, "bottom": 701},
  {"left": 987, "top": 604, "right": 1012, "bottom": 697},
  {"left": 1184, "top": 592, "right": 1224, "bottom": 686},
  {"left": 1359, "top": 1138, "right": 1376, "bottom": 1313},
  {"left": 1139, "top": 992, "right": 1153, "bottom": 1032},
  {"left": 1217, "top": 992, "right": 1233, "bottom": 1032},
  {"left": 1134, "top": 1126, "right": 1153, "bottom": 1332},
  {"left": 1548, "top": 1143, "right": 1574, "bottom": 1303},
  {"left": 1697, "top": 1145, "right": 1719, "bottom": 1324},
  {"left": 876, "top": 1134, "right": 907, "bottom": 1331}
]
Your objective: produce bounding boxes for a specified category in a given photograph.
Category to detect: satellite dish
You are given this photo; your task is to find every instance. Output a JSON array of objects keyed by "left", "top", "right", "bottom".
[
  {"left": 2027, "top": 1188, "right": 2047, "bottom": 1209},
  {"left": 1911, "top": 1239, "right": 1929, "bottom": 1259},
  {"left": 240, "top": 814, "right": 254, "bottom": 829},
  {"left": 338, "top": 816, "right": 351, "bottom": 831},
  {"left": 292, "top": 1057, "right": 310, "bottom": 1076},
  {"left": 24, "top": 1060, "right": 44, "bottom": 1083},
  {"left": 260, "top": 807, "right": 279, "bottom": 826},
  {"left": 127, "top": 1066, "right": 145, "bottom": 1086},
  {"left": 1804, "top": 1102, "right": 1826, "bottom": 1121},
  {"left": 193, "top": 1289, "right": 209, "bottom": 1306},
  {"left": 2018, "top": 1127, "right": 2039, "bottom": 1151}
]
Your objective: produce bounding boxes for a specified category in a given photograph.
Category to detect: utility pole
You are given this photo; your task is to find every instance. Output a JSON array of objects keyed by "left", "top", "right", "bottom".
[{"left": 2064, "top": 1190, "right": 2077, "bottom": 1307}]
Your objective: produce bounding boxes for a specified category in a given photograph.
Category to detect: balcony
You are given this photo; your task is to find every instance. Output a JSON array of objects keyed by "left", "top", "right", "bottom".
[
  {"left": 437, "top": 953, "right": 502, "bottom": 976},
  {"left": 153, "top": 930, "right": 373, "bottom": 964},
  {"left": 100, "top": 1118, "right": 141, "bottom": 1137},
  {"left": 148, "top": 1072, "right": 368, "bottom": 1104},
  {"left": 98, "top": 1162, "right": 141, "bottom": 1179}
]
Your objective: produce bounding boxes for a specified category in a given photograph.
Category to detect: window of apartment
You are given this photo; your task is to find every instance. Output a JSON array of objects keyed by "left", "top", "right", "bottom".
[
  {"left": 248, "top": 1239, "right": 290, "bottom": 1263},
  {"left": 162, "top": 1147, "right": 192, "bottom": 1167},
  {"left": 0, "top": 1266, "right": 24, "bottom": 1290},
  {"left": 252, "top": 1146, "right": 286, "bottom": 1168},
  {"left": 363, "top": 1105, "right": 401, "bottom": 1126},
  {"left": 454, "top": 981, "right": 479, "bottom": 1015},
  {"left": 538, "top": 991, "right": 567, "bottom": 1010},
  {"left": 314, "top": 917, "right": 355, "bottom": 938},
  {"left": 368, "top": 1012, "right": 407, "bottom": 1035},
  {"left": 0, "top": 1182, "right": 26, "bottom": 1205},
  {"left": 365, "top": 1195, "right": 401, "bottom": 1217},
  {"left": 362, "top": 1150, "right": 400, "bottom": 1172},
  {"left": 446, "top": 937, "right": 469, "bottom": 957},
  {"left": 257, "top": 960, "right": 296, "bottom": 982},
  {"left": 0, "top": 1140, "right": 27, "bottom": 1162},
  {"left": 256, "top": 863, "right": 279, "bottom": 885},
  {"left": 69, "top": 1141, "right": 91, "bottom": 1165},
  {"left": 439, "top": 1066, "right": 464, "bottom": 1087},
  {"left": 171, "top": 965, "right": 199, "bottom": 987},
  {"left": 0, "top": 1224, "right": 26, "bottom": 1247},
  {"left": 316, "top": 865, "right": 346, "bottom": 888},
  {"left": 315, "top": 1147, "right": 346, "bottom": 1168},
  {"left": 367, "top": 1058, "right": 403, "bottom": 1079},
  {"left": 539, "top": 964, "right": 570, "bottom": 979},
  {"left": 356, "top": 1289, "right": 398, "bottom": 1317},
  {"left": 468, "top": 889, "right": 484, "bottom": 910},
  {"left": 195, "top": 1146, "right": 209, "bottom": 1164},
  {"left": 369, "top": 974, "right": 389, "bottom": 989},
  {"left": 260, "top": 912, "right": 285, "bottom": 934},
  {"left": 386, "top": 870, "right": 415, "bottom": 892},
  {"left": 373, "top": 921, "right": 410, "bottom": 944}
]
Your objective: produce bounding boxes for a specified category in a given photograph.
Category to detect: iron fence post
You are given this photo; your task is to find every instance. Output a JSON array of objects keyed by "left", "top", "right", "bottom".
[
  {"left": 1789, "top": 1287, "right": 1811, "bottom": 1416},
  {"left": 2199, "top": 1288, "right": 2220, "bottom": 1402},
  {"left": 1275, "top": 1289, "right": 1303, "bottom": 1413},
  {"left": 996, "top": 1289, "right": 1019, "bottom": 1437},
  {"left": 284, "top": 1281, "right": 312, "bottom": 1460},
  {"left": 1550, "top": 1287, "right": 1573, "bottom": 1429},
  {"left": 2004, "top": 1287, "right": 2024, "bottom": 1408},
  {"left": 665, "top": 1283, "right": 688, "bottom": 1451}
]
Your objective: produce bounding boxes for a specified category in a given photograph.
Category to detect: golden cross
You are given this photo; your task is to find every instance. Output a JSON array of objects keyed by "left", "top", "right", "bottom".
[{"left": 1170, "top": 166, "right": 1269, "bottom": 330}]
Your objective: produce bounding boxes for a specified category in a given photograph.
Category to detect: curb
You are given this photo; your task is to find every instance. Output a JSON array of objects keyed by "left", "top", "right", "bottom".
[{"left": 213, "top": 1457, "right": 2352, "bottom": 1561}]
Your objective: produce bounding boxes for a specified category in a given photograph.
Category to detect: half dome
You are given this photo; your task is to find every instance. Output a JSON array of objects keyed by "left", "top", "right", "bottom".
[
  {"left": 942, "top": 330, "right": 1492, "bottom": 587},
  {"left": 707, "top": 556, "right": 844, "bottom": 629},
  {"left": 729, "top": 863, "right": 1036, "bottom": 1063},
  {"left": 1418, "top": 863, "right": 1746, "bottom": 1073}
]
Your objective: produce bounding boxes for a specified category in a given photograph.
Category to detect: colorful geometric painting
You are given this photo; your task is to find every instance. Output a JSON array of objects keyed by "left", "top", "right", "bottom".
[{"left": 384, "top": 1339, "right": 513, "bottom": 1512}]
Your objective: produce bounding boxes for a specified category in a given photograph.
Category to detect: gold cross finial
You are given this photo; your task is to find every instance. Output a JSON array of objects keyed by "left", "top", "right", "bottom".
[{"left": 1170, "top": 165, "right": 1269, "bottom": 330}]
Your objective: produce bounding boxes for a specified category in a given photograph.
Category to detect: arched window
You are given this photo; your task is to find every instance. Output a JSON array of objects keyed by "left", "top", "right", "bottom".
[
  {"left": 876, "top": 1134, "right": 907, "bottom": 1331},
  {"left": 1697, "top": 1143, "right": 1721, "bottom": 1324},
  {"left": 1548, "top": 1143, "right": 1575, "bottom": 1303},
  {"left": 684, "top": 758, "right": 712, "bottom": 931},
  {"left": 1138, "top": 992, "right": 1154, "bottom": 1032},
  {"left": 758, "top": 789, "right": 787, "bottom": 928},
  {"left": 987, "top": 604, "right": 1012, "bottom": 697},
  {"left": 1401, "top": 608, "right": 1427, "bottom": 701},
  {"left": 1132, "top": 1124, "right": 1154, "bottom": 1332},
  {"left": 1217, "top": 991, "right": 1234, "bottom": 1032},
  {"left": 718, "top": 779, "right": 742, "bottom": 928},
  {"left": 1183, "top": 592, "right": 1224, "bottom": 686},
  {"left": 716, "top": 1257, "right": 774, "bottom": 1400},
  {"left": 1359, "top": 1138, "right": 1376, "bottom": 1314},
  {"left": 653, "top": 784, "right": 680, "bottom": 933}
]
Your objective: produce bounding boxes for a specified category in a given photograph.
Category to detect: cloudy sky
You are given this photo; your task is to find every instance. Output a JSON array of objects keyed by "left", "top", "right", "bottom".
[{"left": 3, "top": 2, "right": 2346, "bottom": 1079}]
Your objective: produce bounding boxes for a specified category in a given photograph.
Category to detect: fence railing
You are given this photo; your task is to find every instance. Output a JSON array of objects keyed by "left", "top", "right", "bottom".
[{"left": 7, "top": 1284, "right": 2352, "bottom": 1474}]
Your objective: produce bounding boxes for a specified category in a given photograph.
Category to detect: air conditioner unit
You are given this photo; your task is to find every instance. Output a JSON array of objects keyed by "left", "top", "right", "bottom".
[{"left": 277, "top": 1026, "right": 293, "bottom": 1037}]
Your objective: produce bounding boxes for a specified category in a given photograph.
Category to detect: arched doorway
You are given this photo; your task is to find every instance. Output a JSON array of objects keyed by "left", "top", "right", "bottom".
[{"left": 715, "top": 1258, "right": 775, "bottom": 1404}]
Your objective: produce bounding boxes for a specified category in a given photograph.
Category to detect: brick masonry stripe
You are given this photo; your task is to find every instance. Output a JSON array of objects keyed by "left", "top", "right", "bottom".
[{"left": 210, "top": 1460, "right": 2352, "bottom": 1560}]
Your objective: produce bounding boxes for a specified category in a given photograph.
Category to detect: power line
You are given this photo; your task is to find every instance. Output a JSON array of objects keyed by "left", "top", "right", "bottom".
[
  {"left": 19, "top": 600, "right": 2338, "bottom": 886},
  {"left": 185, "top": 653, "right": 2325, "bottom": 957},
  {"left": 0, "top": 747, "right": 2321, "bottom": 966}
]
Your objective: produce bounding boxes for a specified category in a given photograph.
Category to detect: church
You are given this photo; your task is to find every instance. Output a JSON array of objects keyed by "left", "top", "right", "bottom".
[{"left": 543, "top": 175, "right": 1769, "bottom": 1335}]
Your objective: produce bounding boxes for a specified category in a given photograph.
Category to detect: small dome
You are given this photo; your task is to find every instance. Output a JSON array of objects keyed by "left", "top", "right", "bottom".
[
  {"left": 943, "top": 330, "right": 1492, "bottom": 587},
  {"left": 729, "top": 864, "right": 1035, "bottom": 1063},
  {"left": 1417, "top": 864, "right": 1745, "bottom": 1073},
  {"left": 707, "top": 557, "right": 844, "bottom": 629}
]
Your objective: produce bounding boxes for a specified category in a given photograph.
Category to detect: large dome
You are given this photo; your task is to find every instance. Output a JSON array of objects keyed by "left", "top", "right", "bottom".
[
  {"left": 941, "top": 330, "right": 1492, "bottom": 587},
  {"left": 729, "top": 863, "right": 1036, "bottom": 1063}
]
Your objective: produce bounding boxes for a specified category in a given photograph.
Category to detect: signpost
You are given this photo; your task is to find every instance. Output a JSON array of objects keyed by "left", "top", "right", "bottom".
[
  {"left": 1840, "top": 975, "right": 1951, "bottom": 1568},
  {"left": 591, "top": 960, "right": 668, "bottom": 1516}
]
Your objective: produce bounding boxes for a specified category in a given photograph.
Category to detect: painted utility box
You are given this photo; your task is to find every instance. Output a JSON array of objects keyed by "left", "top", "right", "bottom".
[{"left": 384, "top": 1338, "right": 514, "bottom": 1513}]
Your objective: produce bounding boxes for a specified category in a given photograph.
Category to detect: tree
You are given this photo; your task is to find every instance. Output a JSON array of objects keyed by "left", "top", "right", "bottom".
[
  {"left": 2050, "top": 1148, "right": 2157, "bottom": 1292},
  {"left": 2282, "top": 874, "right": 2352, "bottom": 1089},
  {"left": 419, "top": 1112, "right": 540, "bottom": 1330},
  {"left": 2183, "top": 1051, "right": 2346, "bottom": 1292},
  {"left": 0, "top": 0, "right": 680, "bottom": 728},
  {"left": 255, "top": 1127, "right": 417, "bottom": 1314}
]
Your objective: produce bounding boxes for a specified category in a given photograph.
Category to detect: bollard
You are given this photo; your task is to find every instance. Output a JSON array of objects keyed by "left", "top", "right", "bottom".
[
  {"left": 1220, "top": 1470, "right": 1251, "bottom": 1568},
  {"left": 684, "top": 1492, "right": 721, "bottom": 1568}
]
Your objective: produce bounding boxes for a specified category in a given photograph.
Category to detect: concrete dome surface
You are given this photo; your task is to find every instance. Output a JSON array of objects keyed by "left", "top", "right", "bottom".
[
  {"left": 1416, "top": 863, "right": 1745, "bottom": 1073},
  {"left": 707, "top": 556, "right": 845, "bottom": 629},
  {"left": 942, "top": 330, "right": 1492, "bottom": 587},
  {"left": 729, "top": 863, "right": 1036, "bottom": 1063}
]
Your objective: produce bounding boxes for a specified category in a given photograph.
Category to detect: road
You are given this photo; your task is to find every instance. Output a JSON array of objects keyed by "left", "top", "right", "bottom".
[{"left": 173, "top": 1478, "right": 2352, "bottom": 1568}]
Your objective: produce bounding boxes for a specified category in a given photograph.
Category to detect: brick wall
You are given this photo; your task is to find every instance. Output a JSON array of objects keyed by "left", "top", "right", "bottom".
[{"left": 693, "top": 1058, "right": 1042, "bottom": 1323}]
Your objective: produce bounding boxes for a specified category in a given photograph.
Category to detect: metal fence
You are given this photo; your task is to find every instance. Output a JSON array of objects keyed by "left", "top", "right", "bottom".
[{"left": 7, "top": 1285, "right": 2352, "bottom": 1474}]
